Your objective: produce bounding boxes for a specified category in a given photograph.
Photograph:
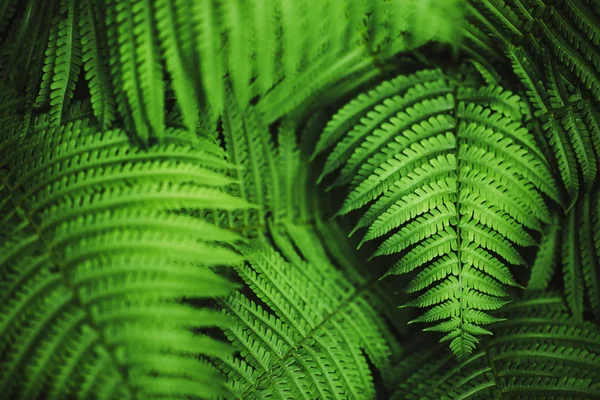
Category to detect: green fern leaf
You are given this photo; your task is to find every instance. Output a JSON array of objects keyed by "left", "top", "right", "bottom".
[
  {"left": 544, "top": 52, "right": 597, "bottom": 191},
  {"left": 49, "top": 0, "right": 82, "bottom": 126},
  {"left": 540, "top": 11, "right": 600, "bottom": 102},
  {"left": 253, "top": 0, "right": 277, "bottom": 95},
  {"left": 34, "top": 12, "right": 61, "bottom": 109},
  {"left": 391, "top": 292, "right": 600, "bottom": 399},
  {"left": 562, "top": 207, "right": 585, "bottom": 319},
  {"left": 313, "top": 70, "right": 446, "bottom": 160},
  {"left": 468, "top": 0, "right": 525, "bottom": 42},
  {"left": 190, "top": 0, "right": 225, "bottom": 117},
  {"left": 153, "top": 0, "right": 199, "bottom": 134},
  {"left": 79, "top": 0, "right": 115, "bottom": 130},
  {"left": 131, "top": 0, "right": 165, "bottom": 140},
  {"left": 562, "top": 0, "right": 600, "bottom": 47},
  {"left": 528, "top": 214, "right": 560, "bottom": 290},
  {"left": 0, "top": 118, "right": 251, "bottom": 398},
  {"left": 105, "top": 0, "right": 164, "bottom": 143},
  {"left": 217, "top": 223, "right": 401, "bottom": 400},
  {"left": 223, "top": 0, "right": 252, "bottom": 107},
  {"left": 317, "top": 69, "right": 556, "bottom": 359},
  {"left": 579, "top": 191, "right": 600, "bottom": 318}
]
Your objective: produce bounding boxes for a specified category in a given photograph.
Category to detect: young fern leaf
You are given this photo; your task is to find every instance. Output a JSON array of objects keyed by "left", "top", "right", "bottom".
[
  {"left": 317, "top": 69, "right": 557, "bottom": 359},
  {"left": 0, "top": 116, "right": 252, "bottom": 399}
]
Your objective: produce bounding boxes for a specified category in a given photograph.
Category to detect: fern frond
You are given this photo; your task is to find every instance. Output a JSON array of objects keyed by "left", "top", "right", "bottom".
[
  {"left": 317, "top": 70, "right": 556, "bottom": 359},
  {"left": 220, "top": 92, "right": 272, "bottom": 231},
  {"left": 319, "top": 73, "right": 451, "bottom": 183},
  {"left": 217, "top": 223, "right": 401, "bottom": 400},
  {"left": 0, "top": 118, "right": 251, "bottom": 398},
  {"left": 209, "top": 101, "right": 407, "bottom": 397},
  {"left": 35, "top": 12, "right": 61, "bottom": 109},
  {"left": 48, "top": 0, "right": 82, "bottom": 126},
  {"left": 458, "top": 104, "right": 558, "bottom": 201},
  {"left": 483, "top": 0, "right": 600, "bottom": 207},
  {"left": 543, "top": 51, "right": 597, "bottom": 192},
  {"left": 131, "top": 0, "right": 165, "bottom": 140},
  {"left": 313, "top": 70, "right": 446, "bottom": 160},
  {"left": 253, "top": 0, "right": 277, "bottom": 95},
  {"left": 24, "top": 0, "right": 466, "bottom": 134},
  {"left": 562, "top": 207, "right": 585, "bottom": 320},
  {"left": 579, "top": 191, "right": 600, "bottom": 319},
  {"left": 391, "top": 292, "right": 600, "bottom": 399},
  {"left": 527, "top": 190, "right": 599, "bottom": 320},
  {"left": 505, "top": 44, "right": 549, "bottom": 117},
  {"left": 541, "top": 7, "right": 600, "bottom": 102},
  {"left": 528, "top": 214, "right": 560, "bottom": 290},
  {"left": 79, "top": 0, "right": 115, "bottom": 130},
  {"left": 561, "top": 0, "right": 600, "bottom": 47},
  {"left": 468, "top": 59, "right": 501, "bottom": 85},
  {"left": 467, "top": 0, "right": 525, "bottom": 43}
]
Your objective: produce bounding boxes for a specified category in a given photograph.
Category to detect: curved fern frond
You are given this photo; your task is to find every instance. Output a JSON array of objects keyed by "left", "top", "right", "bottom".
[
  {"left": 317, "top": 69, "right": 557, "bottom": 359},
  {"left": 217, "top": 224, "right": 401, "bottom": 400},
  {"left": 0, "top": 117, "right": 251, "bottom": 399}
]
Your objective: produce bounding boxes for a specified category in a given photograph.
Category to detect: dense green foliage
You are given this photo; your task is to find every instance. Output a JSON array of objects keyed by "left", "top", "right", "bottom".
[{"left": 0, "top": 0, "right": 598, "bottom": 399}]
